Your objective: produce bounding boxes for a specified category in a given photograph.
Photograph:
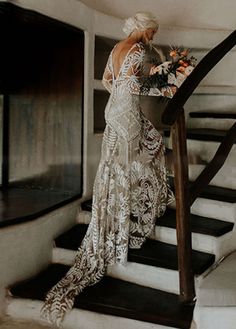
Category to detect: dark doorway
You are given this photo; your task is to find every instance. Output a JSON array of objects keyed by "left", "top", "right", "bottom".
[{"left": 0, "top": 3, "right": 84, "bottom": 227}]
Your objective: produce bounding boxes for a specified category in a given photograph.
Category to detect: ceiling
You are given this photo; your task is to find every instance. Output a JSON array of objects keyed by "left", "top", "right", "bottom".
[{"left": 79, "top": 0, "right": 235, "bottom": 31}]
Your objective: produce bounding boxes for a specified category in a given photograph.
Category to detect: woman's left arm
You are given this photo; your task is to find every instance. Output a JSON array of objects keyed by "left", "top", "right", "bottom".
[{"left": 102, "top": 54, "right": 113, "bottom": 93}]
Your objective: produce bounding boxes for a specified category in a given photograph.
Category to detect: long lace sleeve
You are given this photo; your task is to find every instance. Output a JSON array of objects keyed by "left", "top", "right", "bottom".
[
  {"left": 102, "top": 54, "right": 113, "bottom": 93},
  {"left": 125, "top": 45, "right": 145, "bottom": 95},
  {"left": 126, "top": 45, "right": 162, "bottom": 96}
]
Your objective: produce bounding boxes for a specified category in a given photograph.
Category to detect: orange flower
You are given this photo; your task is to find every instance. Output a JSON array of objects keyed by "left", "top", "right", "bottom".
[
  {"left": 149, "top": 66, "right": 160, "bottom": 75},
  {"left": 182, "top": 61, "right": 189, "bottom": 67},
  {"left": 179, "top": 59, "right": 189, "bottom": 67},
  {"left": 177, "top": 66, "right": 185, "bottom": 73},
  {"left": 170, "top": 50, "right": 178, "bottom": 58},
  {"left": 180, "top": 49, "right": 189, "bottom": 57}
]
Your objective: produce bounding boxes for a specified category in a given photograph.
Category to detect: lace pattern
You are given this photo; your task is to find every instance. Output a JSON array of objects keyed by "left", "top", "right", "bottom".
[{"left": 41, "top": 41, "right": 175, "bottom": 326}]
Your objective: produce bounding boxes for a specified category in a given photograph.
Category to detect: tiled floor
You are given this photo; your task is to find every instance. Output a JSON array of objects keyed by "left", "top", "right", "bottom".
[{"left": 0, "top": 317, "right": 54, "bottom": 329}]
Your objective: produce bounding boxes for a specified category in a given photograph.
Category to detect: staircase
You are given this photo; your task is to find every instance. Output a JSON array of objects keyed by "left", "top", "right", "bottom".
[
  {"left": 5, "top": 126, "right": 236, "bottom": 329},
  {"left": 3, "top": 18, "right": 236, "bottom": 329}
]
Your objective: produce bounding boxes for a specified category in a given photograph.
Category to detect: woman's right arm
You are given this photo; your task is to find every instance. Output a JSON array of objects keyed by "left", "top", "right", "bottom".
[{"left": 125, "top": 44, "right": 147, "bottom": 94}]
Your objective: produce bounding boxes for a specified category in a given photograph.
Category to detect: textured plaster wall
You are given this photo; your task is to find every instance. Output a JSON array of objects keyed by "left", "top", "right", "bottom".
[
  {"left": 0, "top": 201, "right": 80, "bottom": 315},
  {"left": 80, "top": 0, "right": 236, "bottom": 31}
]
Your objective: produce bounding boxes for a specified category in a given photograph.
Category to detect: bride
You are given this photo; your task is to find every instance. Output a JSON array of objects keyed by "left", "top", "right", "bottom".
[{"left": 41, "top": 11, "right": 174, "bottom": 326}]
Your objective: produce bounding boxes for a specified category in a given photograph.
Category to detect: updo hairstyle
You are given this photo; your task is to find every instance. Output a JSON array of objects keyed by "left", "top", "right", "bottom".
[{"left": 123, "top": 12, "right": 159, "bottom": 36}]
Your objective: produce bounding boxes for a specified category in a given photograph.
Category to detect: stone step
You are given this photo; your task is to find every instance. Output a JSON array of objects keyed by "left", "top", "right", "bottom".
[
  {"left": 81, "top": 200, "right": 234, "bottom": 237},
  {"left": 54, "top": 214, "right": 229, "bottom": 292},
  {"left": 8, "top": 264, "right": 195, "bottom": 329},
  {"left": 83, "top": 178, "right": 236, "bottom": 206},
  {"left": 169, "top": 177, "right": 236, "bottom": 204},
  {"left": 79, "top": 197, "right": 235, "bottom": 258},
  {"left": 6, "top": 298, "right": 187, "bottom": 329},
  {"left": 52, "top": 247, "right": 182, "bottom": 294},
  {"left": 158, "top": 208, "right": 233, "bottom": 237},
  {"left": 52, "top": 222, "right": 215, "bottom": 293},
  {"left": 54, "top": 225, "right": 215, "bottom": 275},
  {"left": 190, "top": 197, "right": 235, "bottom": 222},
  {"left": 169, "top": 177, "right": 236, "bottom": 223},
  {"left": 168, "top": 174, "right": 236, "bottom": 204}
]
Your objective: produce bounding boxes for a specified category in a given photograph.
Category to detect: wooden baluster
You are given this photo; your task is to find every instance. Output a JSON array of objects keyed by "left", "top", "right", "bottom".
[{"left": 171, "top": 109, "right": 195, "bottom": 303}]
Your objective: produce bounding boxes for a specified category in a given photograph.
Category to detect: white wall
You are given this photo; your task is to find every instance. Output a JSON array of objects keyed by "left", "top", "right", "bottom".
[
  {"left": 80, "top": 0, "right": 236, "bottom": 31},
  {"left": 0, "top": 200, "right": 80, "bottom": 315}
]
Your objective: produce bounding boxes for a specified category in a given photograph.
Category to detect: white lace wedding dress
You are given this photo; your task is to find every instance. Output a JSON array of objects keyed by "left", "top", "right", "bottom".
[{"left": 41, "top": 42, "right": 174, "bottom": 325}]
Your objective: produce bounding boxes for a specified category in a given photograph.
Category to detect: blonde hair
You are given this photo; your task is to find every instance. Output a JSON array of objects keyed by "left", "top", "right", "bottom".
[{"left": 123, "top": 12, "right": 159, "bottom": 36}]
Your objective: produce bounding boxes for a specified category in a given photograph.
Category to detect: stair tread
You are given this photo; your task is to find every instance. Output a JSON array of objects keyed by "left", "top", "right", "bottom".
[
  {"left": 189, "top": 112, "right": 236, "bottom": 119},
  {"left": 168, "top": 177, "right": 236, "bottom": 204},
  {"left": 195, "top": 184, "right": 236, "bottom": 203},
  {"left": 81, "top": 200, "right": 234, "bottom": 237},
  {"left": 164, "top": 128, "right": 236, "bottom": 143},
  {"left": 9, "top": 263, "right": 194, "bottom": 329},
  {"left": 55, "top": 223, "right": 215, "bottom": 275},
  {"left": 158, "top": 208, "right": 234, "bottom": 237}
]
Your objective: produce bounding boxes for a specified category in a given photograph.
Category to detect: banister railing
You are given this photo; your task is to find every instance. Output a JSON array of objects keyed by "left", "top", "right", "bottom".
[
  {"left": 162, "top": 30, "right": 236, "bottom": 125},
  {"left": 160, "top": 30, "right": 236, "bottom": 303},
  {"left": 171, "top": 110, "right": 195, "bottom": 303}
]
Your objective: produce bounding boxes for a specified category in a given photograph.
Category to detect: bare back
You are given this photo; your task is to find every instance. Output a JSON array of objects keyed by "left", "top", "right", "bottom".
[{"left": 112, "top": 40, "right": 138, "bottom": 79}]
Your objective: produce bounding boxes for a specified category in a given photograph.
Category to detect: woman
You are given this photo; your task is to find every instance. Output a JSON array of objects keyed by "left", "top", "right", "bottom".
[{"left": 41, "top": 11, "right": 174, "bottom": 326}]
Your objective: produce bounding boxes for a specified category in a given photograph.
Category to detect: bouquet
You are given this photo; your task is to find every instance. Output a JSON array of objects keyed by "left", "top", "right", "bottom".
[{"left": 141, "top": 46, "right": 197, "bottom": 98}]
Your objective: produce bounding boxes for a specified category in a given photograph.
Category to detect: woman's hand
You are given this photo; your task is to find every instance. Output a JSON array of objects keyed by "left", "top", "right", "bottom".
[
  {"left": 149, "top": 65, "right": 160, "bottom": 75},
  {"left": 150, "top": 61, "right": 172, "bottom": 76},
  {"left": 162, "top": 85, "right": 178, "bottom": 97}
]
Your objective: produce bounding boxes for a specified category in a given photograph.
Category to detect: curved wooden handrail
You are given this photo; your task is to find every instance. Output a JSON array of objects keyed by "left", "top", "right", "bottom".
[
  {"left": 189, "top": 122, "right": 236, "bottom": 205},
  {"left": 160, "top": 30, "right": 236, "bottom": 304},
  {"left": 162, "top": 30, "right": 236, "bottom": 125}
]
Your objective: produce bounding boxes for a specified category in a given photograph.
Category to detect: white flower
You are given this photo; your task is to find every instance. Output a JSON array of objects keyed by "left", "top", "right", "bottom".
[
  {"left": 184, "top": 65, "right": 194, "bottom": 76},
  {"left": 157, "top": 61, "right": 172, "bottom": 75},
  {"left": 175, "top": 72, "right": 187, "bottom": 88},
  {"left": 167, "top": 72, "right": 177, "bottom": 85},
  {"left": 150, "top": 61, "right": 171, "bottom": 76}
]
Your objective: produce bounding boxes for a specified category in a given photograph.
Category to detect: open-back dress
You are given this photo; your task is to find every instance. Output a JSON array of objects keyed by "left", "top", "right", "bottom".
[{"left": 41, "top": 41, "right": 174, "bottom": 326}]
